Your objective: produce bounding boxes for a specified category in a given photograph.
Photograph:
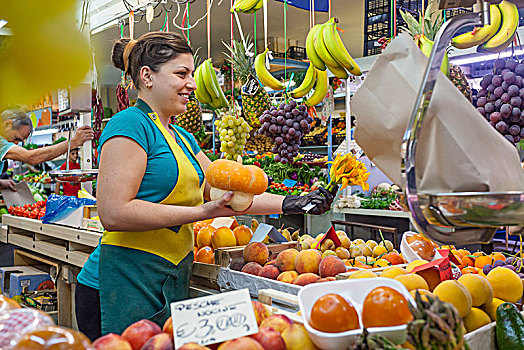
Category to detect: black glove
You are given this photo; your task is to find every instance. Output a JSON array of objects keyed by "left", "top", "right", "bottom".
[{"left": 282, "top": 186, "right": 338, "bottom": 215}]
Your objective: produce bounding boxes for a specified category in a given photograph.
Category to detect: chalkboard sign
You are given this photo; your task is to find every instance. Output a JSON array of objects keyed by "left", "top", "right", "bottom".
[
  {"left": 171, "top": 289, "right": 258, "bottom": 348},
  {"left": 242, "top": 75, "right": 260, "bottom": 96}
]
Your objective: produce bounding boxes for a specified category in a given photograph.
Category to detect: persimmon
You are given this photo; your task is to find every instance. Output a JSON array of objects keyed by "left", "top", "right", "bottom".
[
  {"left": 196, "top": 225, "right": 215, "bottom": 248},
  {"left": 362, "top": 286, "right": 413, "bottom": 328},
  {"left": 309, "top": 294, "right": 360, "bottom": 333},
  {"left": 461, "top": 266, "right": 479, "bottom": 274},
  {"left": 491, "top": 252, "right": 506, "bottom": 262},
  {"left": 195, "top": 246, "right": 215, "bottom": 264},
  {"left": 383, "top": 252, "right": 404, "bottom": 265},
  {"left": 474, "top": 255, "right": 494, "bottom": 269}
]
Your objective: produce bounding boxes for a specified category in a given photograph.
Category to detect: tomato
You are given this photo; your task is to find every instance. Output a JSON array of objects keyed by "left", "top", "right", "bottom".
[
  {"left": 362, "top": 286, "right": 413, "bottom": 328},
  {"left": 309, "top": 293, "right": 360, "bottom": 333},
  {"left": 8, "top": 206, "right": 14, "bottom": 215}
]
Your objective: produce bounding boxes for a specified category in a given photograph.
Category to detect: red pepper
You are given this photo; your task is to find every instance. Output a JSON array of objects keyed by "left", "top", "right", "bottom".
[{"left": 254, "top": 161, "right": 261, "bottom": 167}]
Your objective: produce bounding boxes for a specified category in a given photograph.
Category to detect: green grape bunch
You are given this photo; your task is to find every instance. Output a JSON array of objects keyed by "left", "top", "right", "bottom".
[{"left": 215, "top": 112, "right": 252, "bottom": 160}]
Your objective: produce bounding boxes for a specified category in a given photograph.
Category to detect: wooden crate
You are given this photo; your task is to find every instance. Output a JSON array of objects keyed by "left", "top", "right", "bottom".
[
  {"left": 214, "top": 241, "right": 300, "bottom": 267},
  {"left": 257, "top": 289, "right": 302, "bottom": 324},
  {"left": 336, "top": 264, "right": 408, "bottom": 279}
]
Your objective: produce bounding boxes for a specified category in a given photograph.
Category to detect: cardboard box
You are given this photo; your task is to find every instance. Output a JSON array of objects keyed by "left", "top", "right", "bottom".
[{"left": 0, "top": 266, "right": 51, "bottom": 298}]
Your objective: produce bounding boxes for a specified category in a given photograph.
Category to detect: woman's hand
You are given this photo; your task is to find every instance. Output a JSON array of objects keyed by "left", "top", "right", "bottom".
[{"left": 199, "top": 191, "right": 250, "bottom": 218}]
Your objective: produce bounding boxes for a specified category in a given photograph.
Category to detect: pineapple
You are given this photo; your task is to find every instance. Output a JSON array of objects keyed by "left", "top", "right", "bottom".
[
  {"left": 407, "top": 291, "right": 468, "bottom": 350},
  {"left": 223, "top": 34, "right": 270, "bottom": 128},
  {"left": 400, "top": 6, "right": 472, "bottom": 101},
  {"left": 175, "top": 94, "right": 203, "bottom": 134}
]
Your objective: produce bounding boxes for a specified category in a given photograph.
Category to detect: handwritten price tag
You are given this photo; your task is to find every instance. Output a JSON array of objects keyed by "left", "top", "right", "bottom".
[{"left": 171, "top": 289, "right": 258, "bottom": 348}]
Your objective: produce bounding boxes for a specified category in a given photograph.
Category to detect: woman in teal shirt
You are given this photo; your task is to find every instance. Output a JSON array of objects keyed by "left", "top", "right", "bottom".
[{"left": 75, "top": 31, "right": 336, "bottom": 340}]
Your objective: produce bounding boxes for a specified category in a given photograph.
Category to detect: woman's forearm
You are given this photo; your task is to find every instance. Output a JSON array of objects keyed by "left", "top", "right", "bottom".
[{"left": 246, "top": 192, "right": 284, "bottom": 215}]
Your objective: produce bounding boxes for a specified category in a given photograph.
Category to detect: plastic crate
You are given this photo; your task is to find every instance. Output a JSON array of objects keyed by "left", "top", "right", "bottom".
[{"left": 287, "top": 46, "right": 306, "bottom": 60}]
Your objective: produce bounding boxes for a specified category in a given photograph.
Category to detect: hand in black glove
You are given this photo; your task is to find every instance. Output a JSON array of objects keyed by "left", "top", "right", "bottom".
[{"left": 282, "top": 185, "right": 338, "bottom": 215}]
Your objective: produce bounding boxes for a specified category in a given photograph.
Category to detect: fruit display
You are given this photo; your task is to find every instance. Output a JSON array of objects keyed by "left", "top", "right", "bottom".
[
  {"left": 305, "top": 18, "right": 361, "bottom": 79},
  {"left": 244, "top": 131, "right": 273, "bottom": 153},
  {"left": 194, "top": 58, "right": 229, "bottom": 110},
  {"left": 254, "top": 48, "right": 285, "bottom": 91},
  {"left": 205, "top": 158, "right": 268, "bottom": 211},
  {"left": 295, "top": 153, "right": 328, "bottom": 164},
  {"left": 257, "top": 101, "right": 312, "bottom": 163},
  {"left": 451, "top": 1, "right": 518, "bottom": 54},
  {"left": 230, "top": 0, "right": 263, "bottom": 14},
  {"left": 224, "top": 36, "right": 271, "bottom": 128},
  {"left": 405, "top": 231, "right": 436, "bottom": 261},
  {"left": 215, "top": 112, "right": 252, "bottom": 160},
  {"left": 476, "top": 57, "right": 524, "bottom": 145},
  {"left": 336, "top": 184, "right": 402, "bottom": 210},
  {"left": 8, "top": 200, "right": 47, "bottom": 220},
  {"left": 174, "top": 94, "right": 203, "bottom": 134},
  {"left": 14, "top": 172, "right": 52, "bottom": 184},
  {"left": 399, "top": 5, "right": 472, "bottom": 101}
]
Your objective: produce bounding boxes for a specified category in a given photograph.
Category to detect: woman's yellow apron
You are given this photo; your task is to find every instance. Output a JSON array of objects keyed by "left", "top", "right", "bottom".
[{"left": 98, "top": 107, "right": 203, "bottom": 335}]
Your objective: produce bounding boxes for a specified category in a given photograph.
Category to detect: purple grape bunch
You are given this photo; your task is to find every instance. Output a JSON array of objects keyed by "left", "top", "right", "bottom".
[
  {"left": 482, "top": 256, "right": 524, "bottom": 278},
  {"left": 477, "top": 58, "right": 524, "bottom": 145},
  {"left": 257, "top": 100, "right": 312, "bottom": 163}
]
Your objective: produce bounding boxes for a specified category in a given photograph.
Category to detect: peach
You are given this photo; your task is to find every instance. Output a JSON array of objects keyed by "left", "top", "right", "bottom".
[
  {"left": 264, "top": 259, "right": 277, "bottom": 267},
  {"left": 179, "top": 343, "right": 212, "bottom": 349},
  {"left": 251, "top": 301, "right": 270, "bottom": 326},
  {"left": 295, "top": 250, "right": 322, "bottom": 274},
  {"left": 233, "top": 225, "right": 253, "bottom": 245},
  {"left": 319, "top": 255, "right": 347, "bottom": 278},
  {"left": 230, "top": 259, "right": 245, "bottom": 271},
  {"left": 317, "top": 277, "right": 336, "bottom": 283},
  {"left": 241, "top": 262, "right": 263, "bottom": 275},
  {"left": 293, "top": 273, "right": 320, "bottom": 286},
  {"left": 250, "top": 327, "right": 286, "bottom": 350},
  {"left": 259, "top": 315, "right": 293, "bottom": 334},
  {"left": 276, "top": 249, "right": 299, "bottom": 271},
  {"left": 141, "top": 333, "right": 174, "bottom": 350},
  {"left": 121, "top": 319, "right": 162, "bottom": 350},
  {"left": 281, "top": 324, "right": 318, "bottom": 350},
  {"left": 243, "top": 242, "right": 269, "bottom": 265},
  {"left": 277, "top": 271, "right": 299, "bottom": 284},
  {"left": 258, "top": 265, "right": 280, "bottom": 280},
  {"left": 217, "top": 337, "right": 264, "bottom": 349},
  {"left": 93, "top": 333, "right": 132, "bottom": 350},
  {"left": 162, "top": 316, "right": 173, "bottom": 339}
]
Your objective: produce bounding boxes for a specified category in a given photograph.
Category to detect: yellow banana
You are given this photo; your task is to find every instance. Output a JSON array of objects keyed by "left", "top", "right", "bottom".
[
  {"left": 478, "top": 0, "right": 518, "bottom": 53},
  {"left": 305, "top": 68, "right": 328, "bottom": 107},
  {"left": 194, "top": 64, "right": 212, "bottom": 104},
  {"left": 326, "top": 62, "right": 349, "bottom": 79},
  {"left": 290, "top": 63, "right": 317, "bottom": 98},
  {"left": 322, "top": 18, "right": 355, "bottom": 72},
  {"left": 451, "top": 5, "right": 502, "bottom": 49},
  {"left": 254, "top": 48, "right": 285, "bottom": 91},
  {"left": 204, "top": 59, "right": 229, "bottom": 108},
  {"left": 244, "top": 0, "right": 263, "bottom": 13},
  {"left": 313, "top": 23, "right": 340, "bottom": 68},
  {"left": 306, "top": 24, "right": 326, "bottom": 71},
  {"left": 231, "top": 0, "right": 247, "bottom": 13},
  {"left": 238, "top": 0, "right": 261, "bottom": 12}
]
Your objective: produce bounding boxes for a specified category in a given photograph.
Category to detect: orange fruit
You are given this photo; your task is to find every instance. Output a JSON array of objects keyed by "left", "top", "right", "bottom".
[
  {"left": 211, "top": 227, "right": 237, "bottom": 248},
  {"left": 193, "top": 220, "right": 209, "bottom": 242},
  {"left": 472, "top": 251, "right": 485, "bottom": 257},
  {"left": 382, "top": 252, "right": 404, "bottom": 265},
  {"left": 491, "top": 252, "right": 506, "bottom": 262},
  {"left": 458, "top": 249, "right": 471, "bottom": 258},
  {"left": 362, "top": 286, "right": 413, "bottom": 328},
  {"left": 309, "top": 293, "right": 360, "bottom": 333},
  {"left": 461, "top": 266, "right": 479, "bottom": 274},
  {"left": 195, "top": 246, "right": 215, "bottom": 264},
  {"left": 474, "top": 255, "right": 494, "bottom": 269},
  {"left": 461, "top": 256, "right": 475, "bottom": 267},
  {"left": 232, "top": 225, "right": 253, "bottom": 246},
  {"left": 196, "top": 225, "right": 215, "bottom": 248}
]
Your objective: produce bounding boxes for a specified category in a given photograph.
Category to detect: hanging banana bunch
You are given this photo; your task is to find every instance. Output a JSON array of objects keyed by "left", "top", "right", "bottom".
[
  {"left": 305, "top": 17, "right": 362, "bottom": 79},
  {"left": 254, "top": 48, "right": 285, "bottom": 91},
  {"left": 231, "top": 0, "right": 263, "bottom": 14},
  {"left": 194, "top": 58, "right": 229, "bottom": 110}
]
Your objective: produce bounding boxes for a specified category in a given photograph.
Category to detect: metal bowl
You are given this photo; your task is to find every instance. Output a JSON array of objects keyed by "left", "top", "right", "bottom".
[
  {"left": 49, "top": 169, "right": 98, "bottom": 183},
  {"left": 418, "top": 192, "right": 524, "bottom": 228}
]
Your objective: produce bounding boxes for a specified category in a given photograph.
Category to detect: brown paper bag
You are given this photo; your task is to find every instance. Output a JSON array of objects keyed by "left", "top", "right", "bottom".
[{"left": 352, "top": 33, "right": 524, "bottom": 193}]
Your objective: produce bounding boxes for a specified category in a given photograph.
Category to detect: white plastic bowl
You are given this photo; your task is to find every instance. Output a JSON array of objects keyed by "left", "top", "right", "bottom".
[{"left": 298, "top": 277, "right": 415, "bottom": 350}]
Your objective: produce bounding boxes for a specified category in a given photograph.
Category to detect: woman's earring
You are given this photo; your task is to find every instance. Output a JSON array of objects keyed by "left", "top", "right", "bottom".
[{"left": 146, "top": 83, "right": 152, "bottom": 89}]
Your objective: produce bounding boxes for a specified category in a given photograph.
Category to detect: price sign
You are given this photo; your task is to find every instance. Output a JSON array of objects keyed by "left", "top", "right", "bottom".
[
  {"left": 171, "top": 289, "right": 258, "bottom": 348},
  {"left": 282, "top": 179, "right": 297, "bottom": 188},
  {"left": 242, "top": 75, "right": 260, "bottom": 96}
]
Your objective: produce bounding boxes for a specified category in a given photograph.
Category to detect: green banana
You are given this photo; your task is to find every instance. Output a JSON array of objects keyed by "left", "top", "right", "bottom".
[
  {"left": 305, "top": 68, "right": 328, "bottom": 107},
  {"left": 478, "top": 0, "right": 518, "bottom": 53},
  {"left": 313, "top": 23, "right": 340, "bottom": 68},
  {"left": 254, "top": 48, "right": 285, "bottom": 91},
  {"left": 326, "top": 62, "right": 349, "bottom": 79},
  {"left": 419, "top": 36, "right": 449, "bottom": 77},
  {"left": 194, "top": 63, "right": 212, "bottom": 104},
  {"left": 306, "top": 24, "right": 326, "bottom": 71},
  {"left": 290, "top": 63, "right": 317, "bottom": 98},
  {"left": 322, "top": 18, "right": 356, "bottom": 73},
  {"left": 451, "top": 5, "right": 502, "bottom": 49}
]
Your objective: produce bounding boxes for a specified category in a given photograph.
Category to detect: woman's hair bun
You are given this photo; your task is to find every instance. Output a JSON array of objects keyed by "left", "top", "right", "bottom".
[{"left": 111, "top": 38, "right": 131, "bottom": 71}]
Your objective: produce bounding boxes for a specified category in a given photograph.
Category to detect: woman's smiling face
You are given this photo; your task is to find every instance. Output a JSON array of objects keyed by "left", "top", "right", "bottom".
[{"left": 149, "top": 53, "right": 196, "bottom": 116}]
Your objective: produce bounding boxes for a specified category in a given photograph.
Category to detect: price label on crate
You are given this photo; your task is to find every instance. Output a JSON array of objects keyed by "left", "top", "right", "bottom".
[{"left": 171, "top": 289, "right": 258, "bottom": 348}]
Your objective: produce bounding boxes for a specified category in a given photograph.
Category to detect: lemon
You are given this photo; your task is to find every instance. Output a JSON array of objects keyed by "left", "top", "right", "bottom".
[
  {"left": 486, "top": 267, "right": 523, "bottom": 303},
  {"left": 463, "top": 308, "right": 492, "bottom": 333},
  {"left": 458, "top": 274, "right": 493, "bottom": 307},
  {"left": 433, "top": 280, "right": 472, "bottom": 318}
]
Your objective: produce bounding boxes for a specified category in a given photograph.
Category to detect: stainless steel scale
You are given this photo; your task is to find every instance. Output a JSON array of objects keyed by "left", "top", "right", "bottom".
[{"left": 401, "top": 0, "right": 524, "bottom": 244}]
